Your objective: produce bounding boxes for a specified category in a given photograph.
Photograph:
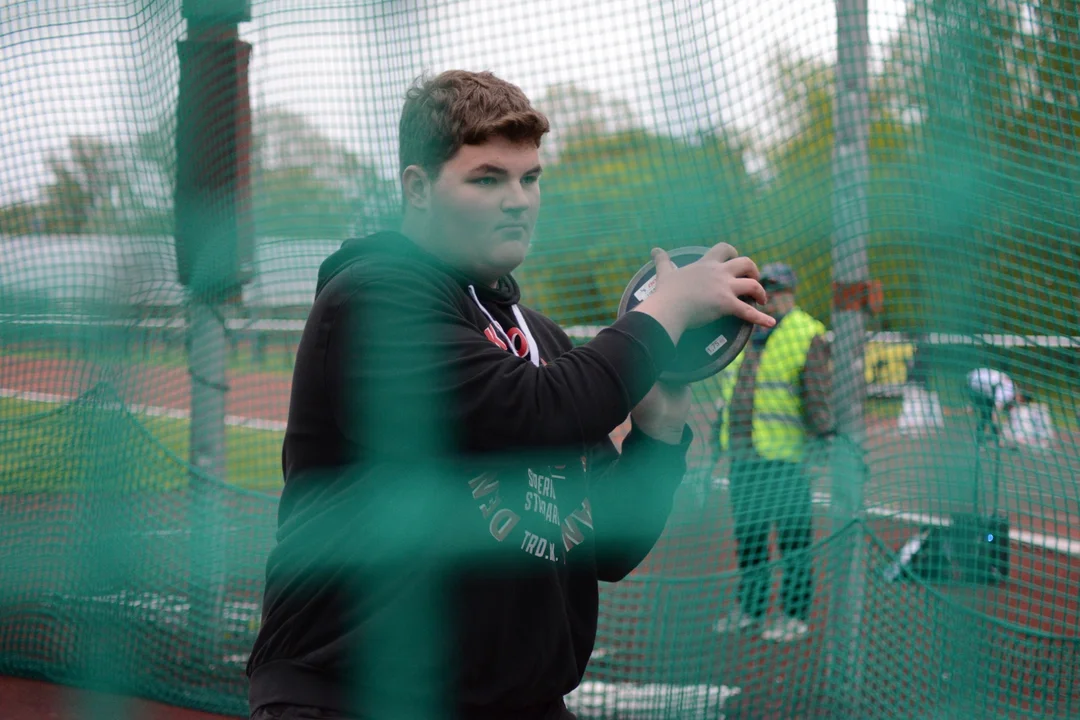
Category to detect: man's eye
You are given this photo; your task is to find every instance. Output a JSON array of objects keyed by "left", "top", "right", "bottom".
[
  {"left": 523, "top": 175, "right": 540, "bottom": 185},
  {"left": 473, "top": 177, "right": 497, "bottom": 186}
]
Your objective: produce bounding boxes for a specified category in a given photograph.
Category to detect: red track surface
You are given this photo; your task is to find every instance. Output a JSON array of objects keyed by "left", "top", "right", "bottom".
[
  {"left": 2, "top": 355, "right": 1078, "bottom": 719},
  {"left": 0, "top": 356, "right": 292, "bottom": 425},
  {"left": 0, "top": 676, "right": 236, "bottom": 720}
]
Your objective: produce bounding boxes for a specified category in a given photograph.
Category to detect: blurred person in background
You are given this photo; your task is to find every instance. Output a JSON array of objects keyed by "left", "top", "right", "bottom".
[
  {"left": 709, "top": 262, "right": 833, "bottom": 643},
  {"left": 966, "top": 367, "right": 1022, "bottom": 449}
]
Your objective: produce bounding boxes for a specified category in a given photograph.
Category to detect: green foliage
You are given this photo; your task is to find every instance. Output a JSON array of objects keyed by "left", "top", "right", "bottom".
[
  {"left": 249, "top": 108, "right": 398, "bottom": 240},
  {"left": 0, "top": 397, "right": 282, "bottom": 494},
  {"left": 3, "top": 2, "right": 1076, "bottom": 335},
  {"left": 0, "top": 109, "right": 398, "bottom": 241},
  {"left": 526, "top": 128, "right": 753, "bottom": 326},
  {"left": 521, "top": 4, "right": 1078, "bottom": 337}
]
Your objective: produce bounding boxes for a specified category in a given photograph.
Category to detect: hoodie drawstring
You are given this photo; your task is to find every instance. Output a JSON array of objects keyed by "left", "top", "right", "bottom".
[{"left": 468, "top": 285, "right": 541, "bottom": 368}]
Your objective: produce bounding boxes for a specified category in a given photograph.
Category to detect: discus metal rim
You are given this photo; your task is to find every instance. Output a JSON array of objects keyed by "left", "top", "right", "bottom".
[{"left": 616, "top": 245, "right": 754, "bottom": 384}]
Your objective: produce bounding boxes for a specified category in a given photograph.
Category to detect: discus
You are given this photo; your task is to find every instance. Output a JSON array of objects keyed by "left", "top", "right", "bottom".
[{"left": 617, "top": 246, "right": 754, "bottom": 384}]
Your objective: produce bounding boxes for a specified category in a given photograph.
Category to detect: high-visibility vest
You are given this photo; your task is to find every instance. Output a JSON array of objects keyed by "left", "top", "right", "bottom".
[{"left": 718, "top": 307, "right": 826, "bottom": 462}]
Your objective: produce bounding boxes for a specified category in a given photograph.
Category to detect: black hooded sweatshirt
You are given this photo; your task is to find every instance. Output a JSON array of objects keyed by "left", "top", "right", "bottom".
[{"left": 246, "top": 232, "right": 692, "bottom": 720}]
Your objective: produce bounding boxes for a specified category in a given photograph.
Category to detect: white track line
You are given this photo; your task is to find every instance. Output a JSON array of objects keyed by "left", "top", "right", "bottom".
[
  {"left": 0, "top": 387, "right": 287, "bottom": 432},
  {"left": 135, "top": 527, "right": 251, "bottom": 537},
  {"left": 710, "top": 478, "right": 1080, "bottom": 557}
]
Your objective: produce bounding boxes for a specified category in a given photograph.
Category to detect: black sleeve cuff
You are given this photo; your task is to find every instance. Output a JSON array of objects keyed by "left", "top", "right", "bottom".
[
  {"left": 612, "top": 310, "right": 678, "bottom": 367},
  {"left": 621, "top": 422, "right": 694, "bottom": 482},
  {"left": 590, "top": 312, "right": 678, "bottom": 406}
]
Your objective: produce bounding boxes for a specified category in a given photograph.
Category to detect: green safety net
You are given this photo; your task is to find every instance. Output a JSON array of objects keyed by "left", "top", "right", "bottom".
[{"left": 1, "top": 1, "right": 1078, "bottom": 718}]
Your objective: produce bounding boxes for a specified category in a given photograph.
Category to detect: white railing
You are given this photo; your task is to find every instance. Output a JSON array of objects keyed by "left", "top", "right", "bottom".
[{"left": 2, "top": 313, "right": 1077, "bottom": 349}]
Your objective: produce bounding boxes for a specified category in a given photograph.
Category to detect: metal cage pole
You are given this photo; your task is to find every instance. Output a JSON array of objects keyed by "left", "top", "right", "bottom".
[{"left": 828, "top": 0, "right": 871, "bottom": 712}]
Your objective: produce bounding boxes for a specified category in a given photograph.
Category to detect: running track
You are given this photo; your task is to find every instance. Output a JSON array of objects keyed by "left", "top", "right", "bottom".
[{"left": 2, "top": 356, "right": 1078, "bottom": 718}]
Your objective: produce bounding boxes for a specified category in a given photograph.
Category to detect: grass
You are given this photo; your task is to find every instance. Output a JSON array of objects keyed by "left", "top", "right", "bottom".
[{"left": 0, "top": 397, "right": 284, "bottom": 494}]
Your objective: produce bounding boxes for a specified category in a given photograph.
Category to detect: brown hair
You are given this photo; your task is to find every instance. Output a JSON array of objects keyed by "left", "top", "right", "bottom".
[{"left": 398, "top": 70, "right": 550, "bottom": 176}]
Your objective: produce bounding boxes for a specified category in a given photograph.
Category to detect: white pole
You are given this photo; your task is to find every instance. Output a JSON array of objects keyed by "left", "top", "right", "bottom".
[{"left": 188, "top": 298, "right": 227, "bottom": 662}]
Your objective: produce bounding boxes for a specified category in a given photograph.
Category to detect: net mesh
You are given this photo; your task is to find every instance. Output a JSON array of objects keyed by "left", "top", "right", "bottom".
[{"left": 1, "top": 1, "right": 1078, "bottom": 718}]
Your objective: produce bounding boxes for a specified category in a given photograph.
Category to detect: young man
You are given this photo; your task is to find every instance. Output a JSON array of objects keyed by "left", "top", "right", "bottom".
[
  {"left": 710, "top": 262, "right": 832, "bottom": 643},
  {"left": 245, "top": 70, "right": 774, "bottom": 720}
]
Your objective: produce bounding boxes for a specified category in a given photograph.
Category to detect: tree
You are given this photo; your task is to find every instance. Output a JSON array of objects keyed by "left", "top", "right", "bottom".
[
  {"left": 520, "top": 92, "right": 754, "bottom": 327},
  {"left": 745, "top": 2, "right": 1078, "bottom": 343},
  {"left": 0, "top": 203, "right": 41, "bottom": 235},
  {"left": 251, "top": 108, "right": 397, "bottom": 239},
  {"left": 532, "top": 82, "right": 637, "bottom": 164},
  {"left": 745, "top": 49, "right": 924, "bottom": 330},
  {"left": 33, "top": 135, "right": 120, "bottom": 233},
  {"left": 877, "top": 0, "right": 1079, "bottom": 337},
  {"left": 10, "top": 109, "right": 400, "bottom": 240},
  {"left": 9, "top": 132, "right": 173, "bottom": 236}
]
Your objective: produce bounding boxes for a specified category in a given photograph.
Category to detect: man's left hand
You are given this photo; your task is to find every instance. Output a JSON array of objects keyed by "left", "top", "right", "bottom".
[{"left": 631, "top": 381, "right": 692, "bottom": 445}]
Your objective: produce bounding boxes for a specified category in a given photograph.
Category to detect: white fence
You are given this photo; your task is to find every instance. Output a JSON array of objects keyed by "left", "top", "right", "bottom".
[
  {"left": 3, "top": 312, "right": 1077, "bottom": 347},
  {"left": 3, "top": 312, "right": 1076, "bottom": 400}
]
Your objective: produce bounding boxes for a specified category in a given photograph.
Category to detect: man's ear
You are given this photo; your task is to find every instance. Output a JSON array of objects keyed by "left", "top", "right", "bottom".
[{"left": 401, "top": 165, "right": 431, "bottom": 210}]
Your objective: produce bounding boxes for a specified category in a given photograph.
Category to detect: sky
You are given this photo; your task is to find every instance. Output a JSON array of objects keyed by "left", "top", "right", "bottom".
[{"left": 0, "top": 0, "right": 909, "bottom": 206}]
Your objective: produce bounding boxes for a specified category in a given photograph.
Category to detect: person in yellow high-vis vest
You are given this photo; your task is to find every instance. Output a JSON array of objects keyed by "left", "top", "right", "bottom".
[{"left": 709, "top": 263, "right": 833, "bottom": 643}]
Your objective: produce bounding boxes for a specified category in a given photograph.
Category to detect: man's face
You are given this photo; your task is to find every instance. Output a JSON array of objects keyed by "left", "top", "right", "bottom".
[
  {"left": 763, "top": 288, "right": 795, "bottom": 318},
  {"left": 423, "top": 136, "right": 542, "bottom": 285}
]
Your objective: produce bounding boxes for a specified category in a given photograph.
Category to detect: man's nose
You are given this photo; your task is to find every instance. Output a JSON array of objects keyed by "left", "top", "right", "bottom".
[{"left": 501, "top": 183, "right": 531, "bottom": 213}]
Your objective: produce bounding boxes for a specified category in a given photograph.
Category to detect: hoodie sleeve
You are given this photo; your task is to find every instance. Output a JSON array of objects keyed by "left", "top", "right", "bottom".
[
  {"left": 585, "top": 424, "right": 692, "bottom": 582},
  {"left": 323, "top": 271, "right": 677, "bottom": 457}
]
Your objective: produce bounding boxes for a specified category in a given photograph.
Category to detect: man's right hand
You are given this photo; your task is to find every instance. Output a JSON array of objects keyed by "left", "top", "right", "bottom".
[{"left": 632, "top": 243, "right": 775, "bottom": 345}]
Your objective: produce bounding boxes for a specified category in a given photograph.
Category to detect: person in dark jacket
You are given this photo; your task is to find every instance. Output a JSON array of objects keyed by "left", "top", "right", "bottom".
[{"left": 246, "top": 69, "right": 775, "bottom": 720}]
